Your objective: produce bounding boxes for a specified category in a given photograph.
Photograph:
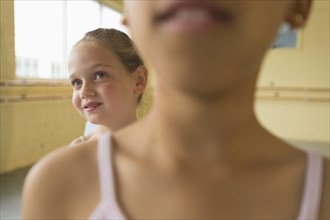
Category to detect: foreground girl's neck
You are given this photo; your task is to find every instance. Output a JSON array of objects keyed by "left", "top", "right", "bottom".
[{"left": 138, "top": 75, "right": 282, "bottom": 167}]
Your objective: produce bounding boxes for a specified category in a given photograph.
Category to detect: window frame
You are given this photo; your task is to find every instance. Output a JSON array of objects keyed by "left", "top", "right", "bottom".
[{"left": 13, "top": 0, "right": 124, "bottom": 83}]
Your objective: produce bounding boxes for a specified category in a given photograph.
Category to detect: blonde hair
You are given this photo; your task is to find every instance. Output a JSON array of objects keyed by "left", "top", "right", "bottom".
[
  {"left": 75, "top": 28, "right": 144, "bottom": 72},
  {"left": 75, "top": 28, "right": 145, "bottom": 103}
]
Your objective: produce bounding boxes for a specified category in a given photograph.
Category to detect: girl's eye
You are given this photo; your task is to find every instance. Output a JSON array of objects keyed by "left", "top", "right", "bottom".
[
  {"left": 71, "top": 79, "right": 82, "bottom": 88},
  {"left": 94, "top": 72, "right": 108, "bottom": 80}
]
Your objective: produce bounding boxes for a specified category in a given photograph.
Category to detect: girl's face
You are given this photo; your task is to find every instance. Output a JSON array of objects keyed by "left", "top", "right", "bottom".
[
  {"left": 124, "top": 0, "right": 307, "bottom": 96},
  {"left": 68, "top": 41, "right": 138, "bottom": 129}
]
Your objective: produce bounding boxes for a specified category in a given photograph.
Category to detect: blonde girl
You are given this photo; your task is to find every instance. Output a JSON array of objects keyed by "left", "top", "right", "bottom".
[{"left": 68, "top": 28, "right": 147, "bottom": 145}]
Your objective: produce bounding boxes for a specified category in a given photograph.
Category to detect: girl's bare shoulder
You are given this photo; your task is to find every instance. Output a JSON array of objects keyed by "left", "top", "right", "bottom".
[
  {"left": 22, "top": 140, "right": 99, "bottom": 219},
  {"left": 319, "top": 158, "right": 329, "bottom": 219}
]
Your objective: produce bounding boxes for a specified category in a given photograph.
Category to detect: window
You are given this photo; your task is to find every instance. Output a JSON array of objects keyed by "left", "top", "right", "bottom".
[{"left": 14, "top": 0, "right": 127, "bottom": 79}]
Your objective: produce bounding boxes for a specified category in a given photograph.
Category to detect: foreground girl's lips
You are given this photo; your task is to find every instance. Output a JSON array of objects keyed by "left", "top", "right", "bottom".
[{"left": 155, "top": 1, "right": 233, "bottom": 33}]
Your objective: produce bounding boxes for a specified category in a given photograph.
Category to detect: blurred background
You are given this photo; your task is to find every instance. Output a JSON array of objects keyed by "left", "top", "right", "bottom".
[{"left": 0, "top": 0, "right": 329, "bottom": 219}]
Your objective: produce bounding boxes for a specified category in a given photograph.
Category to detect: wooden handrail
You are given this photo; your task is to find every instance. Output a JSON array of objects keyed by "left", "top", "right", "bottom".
[
  {"left": 256, "top": 96, "right": 329, "bottom": 102},
  {"left": 255, "top": 86, "right": 329, "bottom": 102},
  {"left": 1, "top": 81, "right": 329, "bottom": 103},
  {"left": 0, "top": 80, "right": 70, "bottom": 87},
  {"left": 1, "top": 81, "right": 328, "bottom": 92},
  {"left": 257, "top": 86, "right": 329, "bottom": 92},
  {"left": 0, "top": 95, "right": 72, "bottom": 103}
]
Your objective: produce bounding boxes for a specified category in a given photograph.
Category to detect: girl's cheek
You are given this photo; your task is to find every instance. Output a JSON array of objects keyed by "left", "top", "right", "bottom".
[{"left": 72, "top": 93, "right": 81, "bottom": 110}]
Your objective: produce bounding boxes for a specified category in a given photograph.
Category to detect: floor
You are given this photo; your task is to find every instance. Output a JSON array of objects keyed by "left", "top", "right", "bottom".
[{"left": 0, "top": 167, "right": 30, "bottom": 220}]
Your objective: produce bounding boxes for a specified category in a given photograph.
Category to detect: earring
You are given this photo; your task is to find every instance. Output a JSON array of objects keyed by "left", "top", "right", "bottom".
[
  {"left": 294, "top": 14, "right": 304, "bottom": 25},
  {"left": 121, "top": 15, "right": 128, "bottom": 26},
  {"left": 289, "top": 13, "right": 304, "bottom": 30}
]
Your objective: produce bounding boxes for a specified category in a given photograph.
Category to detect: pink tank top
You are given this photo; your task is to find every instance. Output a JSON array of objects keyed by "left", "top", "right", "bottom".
[{"left": 89, "top": 133, "right": 324, "bottom": 220}]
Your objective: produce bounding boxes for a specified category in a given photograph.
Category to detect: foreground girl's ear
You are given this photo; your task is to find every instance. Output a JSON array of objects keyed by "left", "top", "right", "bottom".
[
  {"left": 286, "top": 0, "right": 312, "bottom": 29},
  {"left": 133, "top": 65, "right": 148, "bottom": 95}
]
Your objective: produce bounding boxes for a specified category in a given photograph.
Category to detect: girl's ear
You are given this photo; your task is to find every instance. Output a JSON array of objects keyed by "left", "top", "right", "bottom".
[
  {"left": 285, "top": 0, "right": 312, "bottom": 30},
  {"left": 133, "top": 65, "right": 148, "bottom": 95}
]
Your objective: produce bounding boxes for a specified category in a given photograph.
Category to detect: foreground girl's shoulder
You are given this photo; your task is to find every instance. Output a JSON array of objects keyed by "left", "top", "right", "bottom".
[
  {"left": 320, "top": 158, "right": 329, "bottom": 219},
  {"left": 22, "top": 139, "right": 99, "bottom": 219}
]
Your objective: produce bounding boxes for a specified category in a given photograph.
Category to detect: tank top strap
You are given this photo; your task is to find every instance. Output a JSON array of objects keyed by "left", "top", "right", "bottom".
[
  {"left": 97, "top": 132, "right": 126, "bottom": 218},
  {"left": 296, "top": 150, "right": 323, "bottom": 220}
]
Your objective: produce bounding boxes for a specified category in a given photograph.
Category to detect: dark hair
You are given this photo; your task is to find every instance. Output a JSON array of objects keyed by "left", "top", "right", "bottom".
[{"left": 75, "top": 28, "right": 145, "bottom": 103}]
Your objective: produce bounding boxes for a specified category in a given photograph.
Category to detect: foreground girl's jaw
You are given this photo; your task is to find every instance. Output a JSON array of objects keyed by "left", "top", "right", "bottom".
[{"left": 124, "top": 1, "right": 310, "bottom": 98}]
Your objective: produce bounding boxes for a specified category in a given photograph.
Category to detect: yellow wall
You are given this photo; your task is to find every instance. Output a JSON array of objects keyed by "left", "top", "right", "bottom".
[
  {"left": 0, "top": 1, "right": 86, "bottom": 174},
  {"left": 0, "top": 100, "right": 85, "bottom": 173},
  {"left": 0, "top": 0, "right": 15, "bottom": 81},
  {"left": 100, "top": 0, "right": 123, "bottom": 12},
  {"left": 256, "top": 1, "right": 329, "bottom": 155}
]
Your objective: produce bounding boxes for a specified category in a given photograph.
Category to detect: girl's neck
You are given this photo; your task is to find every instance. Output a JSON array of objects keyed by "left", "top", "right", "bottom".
[
  {"left": 105, "top": 114, "right": 137, "bottom": 132},
  {"left": 142, "top": 75, "right": 277, "bottom": 166}
]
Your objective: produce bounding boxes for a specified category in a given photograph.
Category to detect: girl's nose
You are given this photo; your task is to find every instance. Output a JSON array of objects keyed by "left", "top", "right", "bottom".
[{"left": 80, "top": 84, "right": 96, "bottom": 99}]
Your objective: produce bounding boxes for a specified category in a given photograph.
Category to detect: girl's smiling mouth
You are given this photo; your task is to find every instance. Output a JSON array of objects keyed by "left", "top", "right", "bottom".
[
  {"left": 155, "top": 1, "right": 234, "bottom": 33},
  {"left": 83, "top": 101, "right": 102, "bottom": 112}
]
